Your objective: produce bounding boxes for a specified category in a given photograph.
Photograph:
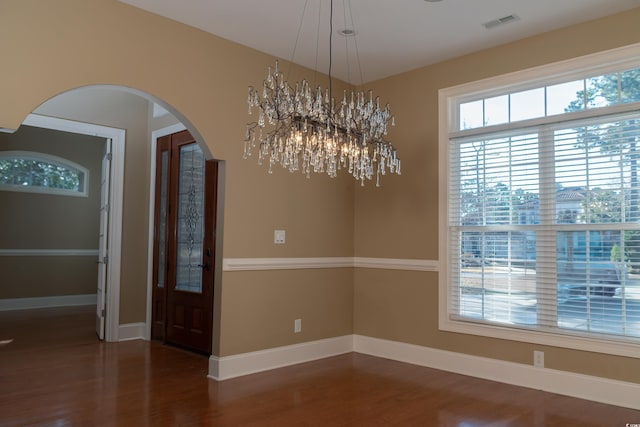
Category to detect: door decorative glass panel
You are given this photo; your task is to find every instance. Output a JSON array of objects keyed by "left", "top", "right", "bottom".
[
  {"left": 175, "top": 144, "right": 205, "bottom": 293},
  {"left": 157, "top": 151, "right": 169, "bottom": 289}
]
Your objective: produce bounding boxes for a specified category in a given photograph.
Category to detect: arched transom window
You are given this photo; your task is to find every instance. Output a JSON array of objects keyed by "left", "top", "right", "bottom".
[{"left": 0, "top": 150, "right": 89, "bottom": 197}]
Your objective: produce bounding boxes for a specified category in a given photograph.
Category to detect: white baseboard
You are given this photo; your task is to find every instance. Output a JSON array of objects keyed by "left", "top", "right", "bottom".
[
  {"left": 353, "top": 334, "right": 640, "bottom": 411},
  {"left": 208, "top": 335, "right": 353, "bottom": 381},
  {"left": 118, "top": 323, "right": 146, "bottom": 342},
  {"left": 205, "top": 333, "right": 639, "bottom": 410},
  {"left": 0, "top": 294, "right": 96, "bottom": 311}
]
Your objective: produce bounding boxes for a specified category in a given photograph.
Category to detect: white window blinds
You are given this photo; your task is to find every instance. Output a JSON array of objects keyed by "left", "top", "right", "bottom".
[{"left": 448, "top": 111, "right": 640, "bottom": 342}]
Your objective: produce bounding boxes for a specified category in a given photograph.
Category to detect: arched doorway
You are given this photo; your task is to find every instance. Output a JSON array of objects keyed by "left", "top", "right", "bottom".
[{"left": 1, "top": 85, "right": 222, "bottom": 351}]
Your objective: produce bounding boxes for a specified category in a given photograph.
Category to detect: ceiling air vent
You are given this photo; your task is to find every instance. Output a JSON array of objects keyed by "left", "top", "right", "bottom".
[{"left": 483, "top": 14, "right": 520, "bottom": 29}]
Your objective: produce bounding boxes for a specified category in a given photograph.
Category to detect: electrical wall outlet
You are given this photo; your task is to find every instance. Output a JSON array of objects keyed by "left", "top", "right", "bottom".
[
  {"left": 534, "top": 350, "right": 544, "bottom": 368},
  {"left": 294, "top": 318, "right": 302, "bottom": 333}
]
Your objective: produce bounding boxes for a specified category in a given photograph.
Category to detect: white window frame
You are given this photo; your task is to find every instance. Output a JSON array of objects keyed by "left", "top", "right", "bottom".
[
  {"left": 0, "top": 150, "right": 89, "bottom": 197},
  {"left": 438, "top": 42, "right": 640, "bottom": 358}
]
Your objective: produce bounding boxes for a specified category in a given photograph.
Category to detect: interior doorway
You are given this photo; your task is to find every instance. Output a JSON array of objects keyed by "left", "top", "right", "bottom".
[
  {"left": 151, "top": 130, "right": 218, "bottom": 354},
  {"left": 6, "top": 85, "right": 222, "bottom": 347},
  {"left": 20, "top": 114, "right": 125, "bottom": 341}
]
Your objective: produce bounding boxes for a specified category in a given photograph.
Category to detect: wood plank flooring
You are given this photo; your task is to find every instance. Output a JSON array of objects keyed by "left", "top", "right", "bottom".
[{"left": 1, "top": 306, "right": 639, "bottom": 426}]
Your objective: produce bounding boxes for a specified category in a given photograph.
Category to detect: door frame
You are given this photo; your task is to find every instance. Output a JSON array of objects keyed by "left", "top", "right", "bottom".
[
  {"left": 145, "top": 123, "right": 186, "bottom": 340},
  {"left": 22, "top": 113, "right": 125, "bottom": 342}
]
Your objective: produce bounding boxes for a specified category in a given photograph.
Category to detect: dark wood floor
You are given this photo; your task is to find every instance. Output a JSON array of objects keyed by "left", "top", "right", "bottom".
[{"left": 0, "top": 306, "right": 639, "bottom": 426}]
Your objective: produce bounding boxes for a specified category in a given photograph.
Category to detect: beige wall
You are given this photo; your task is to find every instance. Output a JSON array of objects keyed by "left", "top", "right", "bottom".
[
  {"left": 0, "top": 0, "right": 354, "bottom": 356},
  {"left": 355, "top": 9, "right": 640, "bottom": 383},
  {"left": 0, "top": 258, "right": 99, "bottom": 299},
  {"left": 221, "top": 269, "right": 353, "bottom": 355},
  {"left": 1, "top": 0, "right": 638, "bottom": 381},
  {"left": 0, "top": 126, "right": 103, "bottom": 298}
]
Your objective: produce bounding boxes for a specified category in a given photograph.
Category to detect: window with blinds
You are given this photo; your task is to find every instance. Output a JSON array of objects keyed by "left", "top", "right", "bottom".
[{"left": 440, "top": 45, "right": 640, "bottom": 354}]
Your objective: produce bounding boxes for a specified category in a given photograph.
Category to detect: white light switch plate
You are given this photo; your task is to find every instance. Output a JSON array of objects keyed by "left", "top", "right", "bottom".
[{"left": 274, "top": 229, "right": 286, "bottom": 244}]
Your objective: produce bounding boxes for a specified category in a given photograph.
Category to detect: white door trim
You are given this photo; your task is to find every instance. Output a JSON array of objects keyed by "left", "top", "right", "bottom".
[
  {"left": 22, "top": 113, "right": 125, "bottom": 342},
  {"left": 145, "top": 123, "right": 186, "bottom": 340}
]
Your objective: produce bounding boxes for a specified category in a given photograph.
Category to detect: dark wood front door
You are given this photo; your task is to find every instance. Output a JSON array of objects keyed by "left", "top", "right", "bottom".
[{"left": 151, "top": 130, "right": 217, "bottom": 355}]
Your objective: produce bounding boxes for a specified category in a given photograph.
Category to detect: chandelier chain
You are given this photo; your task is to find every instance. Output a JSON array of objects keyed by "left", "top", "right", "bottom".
[{"left": 328, "top": 0, "right": 333, "bottom": 104}]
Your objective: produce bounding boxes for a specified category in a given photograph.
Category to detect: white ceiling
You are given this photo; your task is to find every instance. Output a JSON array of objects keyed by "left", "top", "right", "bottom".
[{"left": 119, "top": 0, "right": 640, "bottom": 84}]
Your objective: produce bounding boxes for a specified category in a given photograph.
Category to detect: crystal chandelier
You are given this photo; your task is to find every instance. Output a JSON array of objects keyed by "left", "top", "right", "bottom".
[{"left": 243, "top": 1, "right": 400, "bottom": 186}]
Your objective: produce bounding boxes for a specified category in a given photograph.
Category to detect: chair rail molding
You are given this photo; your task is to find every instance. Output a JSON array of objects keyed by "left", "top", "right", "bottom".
[
  {"left": 0, "top": 249, "right": 99, "bottom": 257},
  {"left": 222, "top": 257, "right": 439, "bottom": 272}
]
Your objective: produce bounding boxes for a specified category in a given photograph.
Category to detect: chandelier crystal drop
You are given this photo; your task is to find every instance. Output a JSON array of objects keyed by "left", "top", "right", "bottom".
[{"left": 244, "top": 59, "right": 400, "bottom": 186}]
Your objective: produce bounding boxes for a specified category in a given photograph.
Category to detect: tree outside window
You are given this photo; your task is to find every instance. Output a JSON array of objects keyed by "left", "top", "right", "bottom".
[{"left": 0, "top": 151, "right": 88, "bottom": 196}]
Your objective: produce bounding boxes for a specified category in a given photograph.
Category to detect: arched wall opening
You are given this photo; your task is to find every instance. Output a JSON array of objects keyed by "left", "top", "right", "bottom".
[{"left": 1, "top": 85, "right": 224, "bottom": 353}]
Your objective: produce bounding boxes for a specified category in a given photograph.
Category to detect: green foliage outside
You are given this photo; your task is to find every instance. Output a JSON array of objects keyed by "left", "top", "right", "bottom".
[
  {"left": 459, "top": 68, "right": 640, "bottom": 270},
  {"left": 568, "top": 68, "right": 640, "bottom": 271},
  {"left": 0, "top": 158, "right": 80, "bottom": 191}
]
